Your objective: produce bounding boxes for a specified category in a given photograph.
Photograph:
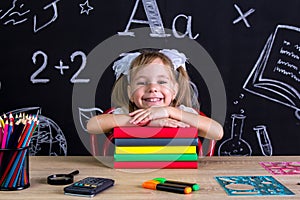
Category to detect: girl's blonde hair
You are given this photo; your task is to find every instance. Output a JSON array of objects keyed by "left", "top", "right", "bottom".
[{"left": 111, "top": 50, "right": 200, "bottom": 112}]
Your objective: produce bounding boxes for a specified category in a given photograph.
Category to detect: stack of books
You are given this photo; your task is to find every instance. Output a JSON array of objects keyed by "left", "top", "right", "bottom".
[{"left": 113, "top": 127, "right": 198, "bottom": 169}]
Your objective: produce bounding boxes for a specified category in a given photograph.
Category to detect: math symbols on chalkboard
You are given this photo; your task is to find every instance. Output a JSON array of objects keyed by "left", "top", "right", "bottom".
[
  {"left": 233, "top": 4, "right": 255, "bottom": 28},
  {"left": 31, "top": 50, "right": 90, "bottom": 84}
]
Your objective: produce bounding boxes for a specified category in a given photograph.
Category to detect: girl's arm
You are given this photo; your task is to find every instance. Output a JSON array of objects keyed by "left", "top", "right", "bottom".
[
  {"left": 148, "top": 118, "right": 190, "bottom": 128},
  {"left": 87, "top": 114, "right": 133, "bottom": 134},
  {"left": 129, "top": 106, "right": 224, "bottom": 140},
  {"left": 167, "top": 107, "right": 224, "bottom": 140}
]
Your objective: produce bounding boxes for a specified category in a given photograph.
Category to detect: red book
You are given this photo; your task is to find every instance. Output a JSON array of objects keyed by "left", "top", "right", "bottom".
[
  {"left": 113, "top": 127, "right": 198, "bottom": 139},
  {"left": 114, "top": 161, "right": 198, "bottom": 169}
]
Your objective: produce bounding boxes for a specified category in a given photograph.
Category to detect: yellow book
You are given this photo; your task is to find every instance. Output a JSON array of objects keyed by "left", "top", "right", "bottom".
[{"left": 115, "top": 146, "right": 196, "bottom": 154}]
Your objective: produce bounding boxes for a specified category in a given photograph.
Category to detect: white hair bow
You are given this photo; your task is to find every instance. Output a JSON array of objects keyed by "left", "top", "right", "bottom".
[
  {"left": 159, "top": 49, "right": 187, "bottom": 71},
  {"left": 112, "top": 52, "right": 141, "bottom": 80},
  {"left": 112, "top": 49, "right": 187, "bottom": 80}
]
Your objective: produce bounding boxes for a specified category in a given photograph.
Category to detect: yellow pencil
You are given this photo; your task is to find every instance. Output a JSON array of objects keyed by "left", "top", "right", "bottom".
[{"left": 0, "top": 116, "right": 4, "bottom": 128}]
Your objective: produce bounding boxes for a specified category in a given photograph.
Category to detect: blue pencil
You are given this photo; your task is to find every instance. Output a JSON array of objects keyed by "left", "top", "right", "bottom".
[
  {"left": 3, "top": 149, "right": 24, "bottom": 187},
  {"left": 12, "top": 149, "right": 27, "bottom": 187}
]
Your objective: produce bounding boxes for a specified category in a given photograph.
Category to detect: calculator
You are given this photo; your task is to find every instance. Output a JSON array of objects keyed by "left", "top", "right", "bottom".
[{"left": 64, "top": 177, "right": 115, "bottom": 197}]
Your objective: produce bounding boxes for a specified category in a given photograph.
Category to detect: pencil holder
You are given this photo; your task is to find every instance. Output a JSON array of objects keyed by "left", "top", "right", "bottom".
[{"left": 0, "top": 147, "right": 30, "bottom": 191}]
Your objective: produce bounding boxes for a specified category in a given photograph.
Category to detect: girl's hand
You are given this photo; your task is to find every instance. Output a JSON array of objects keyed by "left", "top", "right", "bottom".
[
  {"left": 149, "top": 118, "right": 190, "bottom": 128},
  {"left": 129, "top": 106, "right": 169, "bottom": 125}
]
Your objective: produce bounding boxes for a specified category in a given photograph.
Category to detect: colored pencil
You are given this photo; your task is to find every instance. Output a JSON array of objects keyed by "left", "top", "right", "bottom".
[
  {"left": 0, "top": 122, "right": 3, "bottom": 145},
  {"left": 7, "top": 149, "right": 26, "bottom": 187},
  {"left": 0, "top": 123, "right": 3, "bottom": 166},
  {"left": 1, "top": 120, "right": 8, "bottom": 149},
  {"left": 9, "top": 149, "right": 28, "bottom": 187},
  {"left": 17, "top": 120, "right": 31, "bottom": 149},
  {"left": 6, "top": 121, "right": 14, "bottom": 148},
  {"left": 0, "top": 113, "right": 39, "bottom": 189},
  {"left": 0, "top": 116, "right": 4, "bottom": 128},
  {"left": 7, "top": 119, "right": 25, "bottom": 148},
  {"left": 3, "top": 148, "right": 26, "bottom": 187}
]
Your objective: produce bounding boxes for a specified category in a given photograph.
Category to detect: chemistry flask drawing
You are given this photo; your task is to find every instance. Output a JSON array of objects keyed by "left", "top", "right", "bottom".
[{"left": 218, "top": 114, "right": 252, "bottom": 156}]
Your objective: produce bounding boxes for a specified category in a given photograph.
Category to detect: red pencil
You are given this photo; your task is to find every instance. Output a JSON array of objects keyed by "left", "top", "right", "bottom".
[
  {"left": 17, "top": 120, "right": 32, "bottom": 149},
  {"left": 8, "top": 150, "right": 27, "bottom": 187},
  {"left": 9, "top": 118, "right": 39, "bottom": 187},
  {"left": 25, "top": 120, "right": 39, "bottom": 147}
]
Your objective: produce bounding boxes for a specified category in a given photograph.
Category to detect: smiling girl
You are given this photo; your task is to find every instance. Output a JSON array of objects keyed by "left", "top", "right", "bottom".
[{"left": 87, "top": 49, "right": 223, "bottom": 140}]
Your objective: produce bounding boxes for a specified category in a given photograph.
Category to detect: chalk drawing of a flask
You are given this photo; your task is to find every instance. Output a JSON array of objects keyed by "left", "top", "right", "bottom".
[
  {"left": 253, "top": 125, "right": 272, "bottom": 156},
  {"left": 218, "top": 114, "right": 252, "bottom": 156}
]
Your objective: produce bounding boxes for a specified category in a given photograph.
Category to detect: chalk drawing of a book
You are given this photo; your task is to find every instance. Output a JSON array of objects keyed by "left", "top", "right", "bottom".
[{"left": 243, "top": 25, "right": 300, "bottom": 110}]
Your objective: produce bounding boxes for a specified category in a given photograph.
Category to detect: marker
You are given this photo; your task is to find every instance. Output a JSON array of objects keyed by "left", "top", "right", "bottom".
[
  {"left": 153, "top": 177, "right": 200, "bottom": 191},
  {"left": 142, "top": 180, "right": 192, "bottom": 194}
]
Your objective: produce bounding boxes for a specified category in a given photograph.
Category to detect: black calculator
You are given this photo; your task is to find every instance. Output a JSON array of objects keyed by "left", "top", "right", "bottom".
[{"left": 64, "top": 177, "right": 115, "bottom": 197}]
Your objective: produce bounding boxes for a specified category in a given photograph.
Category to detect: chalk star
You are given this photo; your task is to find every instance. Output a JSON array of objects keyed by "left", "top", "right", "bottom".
[{"left": 80, "top": 0, "right": 93, "bottom": 15}]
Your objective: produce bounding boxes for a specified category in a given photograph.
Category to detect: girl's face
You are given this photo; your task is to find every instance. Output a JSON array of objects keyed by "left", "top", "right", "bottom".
[{"left": 128, "top": 58, "right": 178, "bottom": 109}]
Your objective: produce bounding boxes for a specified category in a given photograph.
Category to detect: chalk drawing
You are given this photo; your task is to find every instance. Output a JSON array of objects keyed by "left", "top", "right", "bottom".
[
  {"left": 79, "top": 0, "right": 93, "bottom": 15},
  {"left": 118, "top": 0, "right": 170, "bottom": 37},
  {"left": 79, "top": 107, "right": 103, "bottom": 132},
  {"left": 253, "top": 125, "right": 273, "bottom": 156},
  {"left": 218, "top": 114, "right": 252, "bottom": 156},
  {"left": 172, "top": 14, "right": 199, "bottom": 39},
  {"left": 118, "top": 0, "right": 198, "bottom": 39},
  {"left": 233, "top": 4, "right": 255, "bottom": 28},
  {"left": 33, "top": 0, "right": 60, "bottom": 33},
  {"left": 54, "top": 60, "right": 69, "bottom": 75},
  {"left": 0, "top": 0, "right": 30, "bottom": 25},
  {"left": 31, "top": 50, "right": 90, "bottom": 84},
  {"left": 0, "top": 0, "right": 60, "bottom": 32},
  {"left": 243, "top": 25, "right": 300, "bottom": 119},
  {"left": 231, "top": 93, "right": 273, "bottom": 156}
]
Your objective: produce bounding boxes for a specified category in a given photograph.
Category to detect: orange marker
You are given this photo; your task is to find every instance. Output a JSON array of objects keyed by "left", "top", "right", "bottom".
[{"left": 142, "top": 180, "right": 192, "bottom": 194}]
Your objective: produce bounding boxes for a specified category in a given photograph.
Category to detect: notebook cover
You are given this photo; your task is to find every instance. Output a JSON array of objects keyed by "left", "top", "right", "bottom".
[
  {"left": 114, "top": 161, "right": 198, "bottom": 169},
  {"left": 115, "top": 138, "right": 198, "bottom": 146},
  {"left": 113, "top": 127, "right": 198, "bottom": 138},
  {"left": 114, "top": 153, "right": 198, "bottom": 161}
]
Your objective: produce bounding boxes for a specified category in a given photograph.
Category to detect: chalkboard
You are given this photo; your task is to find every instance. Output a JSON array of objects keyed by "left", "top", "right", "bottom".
[{"left": 1, "top": 0, "right": 300, "bottom": 156}]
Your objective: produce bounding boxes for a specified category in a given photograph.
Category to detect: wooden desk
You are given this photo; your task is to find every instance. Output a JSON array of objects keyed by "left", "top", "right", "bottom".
[{"left": 1, "top": 156, "right": 300, "bottom": 199}]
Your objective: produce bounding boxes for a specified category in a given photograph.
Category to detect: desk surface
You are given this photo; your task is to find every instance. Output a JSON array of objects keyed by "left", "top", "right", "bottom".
[{"left": 1, "top": 156, "right": 300, "bottom": 199}]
